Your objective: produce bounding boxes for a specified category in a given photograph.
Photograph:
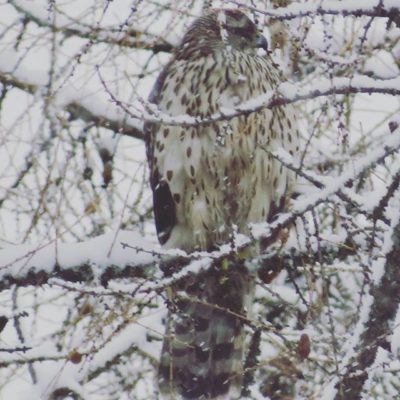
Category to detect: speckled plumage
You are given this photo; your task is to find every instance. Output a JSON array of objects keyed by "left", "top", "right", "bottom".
[{"left": 145, "top": 9, "right": 298, "bottom": 399}]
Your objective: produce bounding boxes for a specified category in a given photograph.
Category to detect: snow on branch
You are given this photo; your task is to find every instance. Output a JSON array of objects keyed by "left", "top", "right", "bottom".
[
  {"left": 265, "top": 148, "right": 391, "bottom": 226},
  {"left": 1, "top": 119, "right": 399, "bottom": 293},
  {"left": 0, "top": 229, "right": 225, "bottom": 295},
  {"left": 252, "top": 119, "right": 400, "bottom": 241},
  {"left": 9, "top": 0, "right": 173, "bottom": 53},
  {"left": 3, "top": 62, "right": 398, "bottom": 142},
  {"left": 104, "top": 74, "right": 400, "bottom": 128},
  {"left": 0, "top": 72, "right": 144, "bottom": 140},
  {"left": 322, "top": 215, "right": 400, "bottom": 400},
  {"left": 0, "top": 231, "right": 158, "bottom": 291},
  {"left": 233, "top": 0, "right": 400, "bottom": 25},
  {"left": 0, "top": 225, "right": 360, "bottom": 297}
]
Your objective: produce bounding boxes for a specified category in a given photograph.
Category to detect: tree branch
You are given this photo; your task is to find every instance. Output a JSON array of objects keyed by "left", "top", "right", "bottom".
[
  {"left": 233, "top": 1, "right": 400, "bottom": 26},
  {"left": 1, "top": 124, "right": 399, "bottom": 293},
  {"left": 0, "top": 231, "right": 356, "bottom": 293},
  {"left": 334, "top": 219, "right": 400, "bottom": 399},
  {"left": 9, "top": 0, "right": 173, "bottom": 53},
  {"left": 0, "top": 72, "right": 144, "bottom": 140},
  {"left": 105, "top": 75, "right": 400, "bottom": 128},
  {"left": 0, "top": 232, "right": 159, "bottom": 291}
]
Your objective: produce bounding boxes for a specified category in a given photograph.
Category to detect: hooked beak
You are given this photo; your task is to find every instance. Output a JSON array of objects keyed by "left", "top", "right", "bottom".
[{"left": 256, "top": 34, "right": 268, "bottom": 52}]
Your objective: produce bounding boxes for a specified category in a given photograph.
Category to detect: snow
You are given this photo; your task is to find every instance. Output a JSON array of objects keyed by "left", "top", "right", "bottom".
[
  {"left": 250, "top": 119, "right": 400, "bottom": 243},
  {"left": 10, "top": 385, "right": 43, "bottom": 400},
  {"left": 363, "top": 347, "right": 393, "bottom": 398},
  {"left": 280, "top": 75, "right": 400, "bottom": 99},
  {"left": 0, "top": 53, "right": 143, "bottom": 137},
  {"left": 318, "top": 186, "right": 400, "bottom": 399},
  {"left": 392, "top": 302, "right": 400, "bottom": 354},
  {"left": 12, "top": 0, "right": 56, "bottom": 21},
  {"left": 0, "top": 231, "right": 158, "bottom": 281},
  {"left": 269, "top": 284, "right": 299, "bottom": 305},
  {"left": 318, "top": 288, "right": 375, "bottom": 399},
  {"left": 305, "top": 19, "right": 325, "bottom": 51},
  {"left": 89, "top": 309, "right": 164, "bottom": 368},
  {"left": 97, "top": 74, "right": 400, "bottom": 131},
  {"left": 364, "top": 50, "right": 399, "bottom": 79},
  {"left": 240, "top": 0, "right": 400, "bottom": 18},
  {"left": 0, "top": 49, "right": 49, "bottom": 86}
]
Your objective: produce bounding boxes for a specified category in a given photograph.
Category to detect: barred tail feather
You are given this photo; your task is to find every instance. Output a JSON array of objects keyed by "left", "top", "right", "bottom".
[{"left": 158, "top": 264, "right": 253, "bottom": 400}]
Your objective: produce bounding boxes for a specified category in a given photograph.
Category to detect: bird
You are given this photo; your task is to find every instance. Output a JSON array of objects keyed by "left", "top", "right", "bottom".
[{"left": 144, "top": 8, "right": 299, "bottom": 399}]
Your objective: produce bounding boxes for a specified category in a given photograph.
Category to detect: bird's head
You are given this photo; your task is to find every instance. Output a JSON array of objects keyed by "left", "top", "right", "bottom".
[
  {"left": 176, "top": 9, "right": 268, "bottom": 59},
  {"left": 215, "top": 9, "right": 268, "bottom": 52}
]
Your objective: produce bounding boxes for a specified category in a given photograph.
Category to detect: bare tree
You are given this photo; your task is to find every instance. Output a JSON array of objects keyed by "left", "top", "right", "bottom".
[{"left": 1, "top": 1, "right": 400, "bottom": 399}]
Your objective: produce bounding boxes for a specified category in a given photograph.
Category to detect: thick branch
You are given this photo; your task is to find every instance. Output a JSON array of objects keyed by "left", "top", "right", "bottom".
[
  {"left": 0, "top": 258, "right": 152, "bottom": 291},
  {"left": 0, "top": 233, "right": 354, "bottom": 294},
  {"left": 0, "top": 232, "right": 158, "bottom": 291}
]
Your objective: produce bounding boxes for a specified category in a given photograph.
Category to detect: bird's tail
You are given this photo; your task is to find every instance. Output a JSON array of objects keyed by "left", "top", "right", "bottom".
[{"left": 158, "top": 263, "right": 254, "bottom": 399}]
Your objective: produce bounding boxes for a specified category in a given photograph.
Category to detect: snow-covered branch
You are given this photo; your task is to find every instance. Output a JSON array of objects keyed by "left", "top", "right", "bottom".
[
  {"left": 0, "top": 232, "right": 158, "bottom": 291},
  {"left": 1, "top": 115, "right": 399, "bottom": 293},
  {"left": 0, "top": 227, "right": 359, "bottom": 295},
  {"left": 252, "top": 119, "right": 400, "bottom": 242},
  {"left": 265, "top": 148, "right": 391, "bottom": 226},
  {"left": 107, "top": 75, "right": 400, "bottom": 128},
  {"left": 333, "top": 216, "right": 400, "bottom": 399},
  {"left": 3, "top": 55, "right": 398, "bottom": 141},
  {"left": 233, "top": 0, "right": 400, "bottom": 25},
  {"left": 9, "top": 0, "right": 173, "bottom": 53},
  {"left": 0, "top": 72, "right": 144, "bottom": 140}
]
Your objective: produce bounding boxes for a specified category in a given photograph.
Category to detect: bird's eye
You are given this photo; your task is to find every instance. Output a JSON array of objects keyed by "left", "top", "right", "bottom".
[{"left": 230, "top": 26, "right": 253, "bottom": 39}]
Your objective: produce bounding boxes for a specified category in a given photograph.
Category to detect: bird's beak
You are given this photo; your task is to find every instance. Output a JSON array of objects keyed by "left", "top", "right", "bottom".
[{"left": 256, "top": 34, "right": 268, "bottom": 52}]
